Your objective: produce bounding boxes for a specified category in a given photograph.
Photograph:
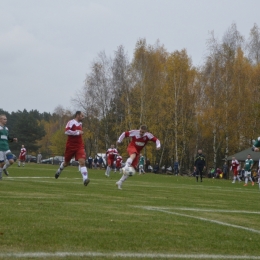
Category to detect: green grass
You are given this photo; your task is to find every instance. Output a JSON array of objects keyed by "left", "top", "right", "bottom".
[{"left": 0, "top": 163, "right": 260, "bottom": 260}]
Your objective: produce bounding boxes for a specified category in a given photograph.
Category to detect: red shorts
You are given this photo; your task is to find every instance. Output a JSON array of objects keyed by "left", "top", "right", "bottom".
[
  {"left": 233, "top": 168, "right": 238, "bottom": 176},
  {"left": 19, "top": 155, "right": 26, "bottom": 161},
  {"left": 64, "top": 147, "right": 86, "bottom": 163},
  {"left": 107, "top": 157, "right": 113, "bottom": 167},
  {"left": 127, "top": 145, "right": 141, "bottom": 169},
  {"left": 116, "top": 162, "right": 121, "bottom": 168}
]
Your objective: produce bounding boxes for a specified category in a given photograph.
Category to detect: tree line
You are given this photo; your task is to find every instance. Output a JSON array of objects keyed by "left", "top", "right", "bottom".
[{"left": 2, "top": 23, "right": 260, "bottom": 173}]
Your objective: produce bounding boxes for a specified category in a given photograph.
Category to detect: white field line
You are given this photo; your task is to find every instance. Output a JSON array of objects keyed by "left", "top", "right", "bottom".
[
  {"left": 139, "top": 206, "right": 260, "bottom": 234},
  {"left": 1, "top": 252, "right": 260, "bottom": 259},
  {"left": 170, "top": 207, "right": 260, "bottom": 214}
]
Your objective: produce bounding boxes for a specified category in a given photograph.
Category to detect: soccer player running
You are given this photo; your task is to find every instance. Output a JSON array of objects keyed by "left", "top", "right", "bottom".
[
  {"left": 18, "top": 144, "right": 26, "bottom": 167},
  {"left": 231, "top": 156, "right": 241, "bottom": 183},
  {"left": 243, "top": 154, "right": 254, "bottom": 187},
  {"left": 55, "top": 111, "right": 90, "bottom": 186},
  {"left": 115, "top": 125, "right": 161, "bottom": 190},
  {"left": 105, "top": 144, "right": 118, "bottom": 177},
  {"left": 194, "top": 149, "right": 206, "bottom": 182},
  {"left": 0, "top": 114, "right": 18, "bottom": 179}
]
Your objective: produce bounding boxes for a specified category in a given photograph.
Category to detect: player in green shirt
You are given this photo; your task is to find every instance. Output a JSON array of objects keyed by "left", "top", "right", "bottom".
[
  {"left": 138, "top": 154, "right": 145, "bottom": 175},
  {"left": 243, "top": 154, "right": 254, "bottom": 186},
  {"left": 0, "top": 114, "right": 18, "bottom": 179}
]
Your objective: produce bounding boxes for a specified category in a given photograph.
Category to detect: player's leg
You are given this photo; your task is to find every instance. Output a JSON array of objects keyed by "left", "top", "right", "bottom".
[
  {"left": 55, "top": 149, "right": 71, "bottom": 179},
  {"left": 3, "top": 152, "right": 15, "bottom": 176},
  {"left": 244, "top": 171, "right": 248, "bottom": 186},
  {"left": 0, "top": 151, "right": 8, "bottom": 180},
  {"left": 105, "top": 158, "right": 111, "bottom": 177},
  {"left": 75, "top": 149, "right": 89, "bottom": 186},
  {"left": 248, "top": 173, "right": 254, "bottom": 186}
]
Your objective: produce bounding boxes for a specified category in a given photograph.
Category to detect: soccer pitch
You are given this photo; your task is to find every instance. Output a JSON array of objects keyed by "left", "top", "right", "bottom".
[{"left": 0, "top": 164, "right": 259, "bottom": 260}]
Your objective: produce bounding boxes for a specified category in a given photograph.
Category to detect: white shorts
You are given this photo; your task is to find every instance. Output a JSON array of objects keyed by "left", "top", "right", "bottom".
[
  {"left": 0, "top": 150, "right": 11, "bottom": 162},
  {"left": 244, "top": 171, "right": 251, "bottom": 178}
]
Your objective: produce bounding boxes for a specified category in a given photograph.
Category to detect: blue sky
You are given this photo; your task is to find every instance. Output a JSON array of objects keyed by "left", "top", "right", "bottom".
[{"left": 1, "top": 0, "right": 259, "bottom": 113}]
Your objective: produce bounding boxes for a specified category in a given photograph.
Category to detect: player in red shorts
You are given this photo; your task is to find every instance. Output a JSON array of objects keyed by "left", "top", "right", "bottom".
[
  {"left": 54, "top": 111, "right": 90, "bottom": 186},
  {"left": 114, "top": 154, "right": 123, "bottom": 173},
  {"left": 115, "top": 125, "right": 161, "bottom": 190},
  {"left": 18, "top": 145, "right": 26, "bottom": 167},
  {"left": 231, "top": 156, "right": 241, "bottom": 183},
  {"left": 105, "top": 144, "right": 118, "bottom": 177}
]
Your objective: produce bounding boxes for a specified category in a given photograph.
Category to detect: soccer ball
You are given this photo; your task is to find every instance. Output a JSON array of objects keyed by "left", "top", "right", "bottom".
[{"left": 124, "top": 166, "right": 136, "bottom": 176}]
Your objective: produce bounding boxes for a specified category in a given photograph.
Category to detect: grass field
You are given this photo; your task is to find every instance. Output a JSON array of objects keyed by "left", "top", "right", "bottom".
[{"left": 0, "top": 163, "right": 260, "bottom": 260}]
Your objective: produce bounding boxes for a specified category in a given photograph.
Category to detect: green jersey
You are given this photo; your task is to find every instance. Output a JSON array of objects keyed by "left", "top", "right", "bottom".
[
  {"left": 244, "top": 158, "right": 254, "bottom": 171},
  {"left": 139, "top": 156, "right": 145, "bottom": 166},
  {"left": 0, "top": 125, "right": 11, "bottom": 151}
]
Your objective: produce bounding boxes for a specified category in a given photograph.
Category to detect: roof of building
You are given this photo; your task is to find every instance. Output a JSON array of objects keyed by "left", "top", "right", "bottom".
[{"left": 226, "top": 147, "right": 260, "bottom": 162}]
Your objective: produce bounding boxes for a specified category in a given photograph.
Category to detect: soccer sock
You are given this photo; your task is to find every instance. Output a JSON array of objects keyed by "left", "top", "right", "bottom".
[
  {"left": 237, "top": 176, "right": 241, "bottom": 181},
  {"left": 258, "top": 178, "right": 260, "bottom": 189},
  {"left": 18, "top": 161, "right": 20, "bottom": 167},
  {"left": 80, "top": 166, "right": 88, "bottom": 181},
  {"left": 126, "top": 158, "right": 133, "bottom": 167},
  {"left": 107, "top": 166, "right": 111, "bottom": 176},
  {"left": 245, "top": 177, "right": 248, "bottom": 184},
  {"left": 119, "top": 173, "right": 129, "bottom": 183},
  {"left": 3, "top": 161, "right": 10, "bottom": 170},
  {"left": 249, "top": 177, "right": 253, "bottom": 182},
  {"left": 59, "top": 162, "right": 64, "bottom": 171},
  {"left": 233, "top": 176, "right": 236, "bottom": 182}
]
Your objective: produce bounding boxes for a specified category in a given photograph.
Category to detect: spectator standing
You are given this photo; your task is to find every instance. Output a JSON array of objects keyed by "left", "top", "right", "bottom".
[
  {"left": 194, "top": 149, "right": 206, "bottom": 182},
  {"left": 174, "top": 160, "right": 179, "bottom": 176},
  {"left": 37, "top": 152, "right": 42, "bottom": 163},
  {"left": 222, "top": 161, "right": 228, "bottom": 179},
  {"left": 98, "top": 155, "right": 103, "bottom": 169},
  {"left": 93, "top": 156, "right": 98, "bottom": 169},
  {"left": 88, "top": 156, "right": 93, "bottom": 169}
]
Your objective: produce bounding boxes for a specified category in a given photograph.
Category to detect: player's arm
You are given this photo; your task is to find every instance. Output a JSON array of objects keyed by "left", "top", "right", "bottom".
[{"left": 117, "top": 131, "right": 130, "bottom": 145}]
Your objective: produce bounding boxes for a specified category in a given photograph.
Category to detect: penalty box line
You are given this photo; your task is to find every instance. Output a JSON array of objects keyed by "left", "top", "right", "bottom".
[{"left": 137, "top": 206, "right": 260, "bottom": 235}]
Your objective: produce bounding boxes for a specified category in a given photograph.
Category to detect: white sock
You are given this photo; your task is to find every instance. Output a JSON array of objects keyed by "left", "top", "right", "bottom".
[
  {"left": 126, "top": 158, "right": 133, "bottom": 167},
  {"left": 249, "top": 177, "right": 253, "bottom": 182},
  {"left": 60, "top": 162, "right": 64, "bottom": 170},
  {"left": 106, "top": 166, "right": 111, "bottom": 176},
  {"left": 237, "top": 176, "right": 241, "bottom": 181},
  {"left": 233, "top": 176, "right": 236, "bottom": 182},
  {"left": 119, "top": 173, "right": 129, "bottom": 183},
  {"left": 245, "top": 177, "right": 248, "bottom": 184},
  {"left": 0, "top": 169, "right": 2, "bottom": 179},
  {"left": 80, "top": 166, "right": 88, "bottom": 181},
  {"left": 18, "top": 161, "right": 20, "bottom": 166},
  {"left": 3, "top": 161, "right": 10, "bottom": 170}
]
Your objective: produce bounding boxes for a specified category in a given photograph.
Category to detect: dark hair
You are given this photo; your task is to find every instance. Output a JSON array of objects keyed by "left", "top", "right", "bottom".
[
  {"left": 74, "top": 111, "right": 82, "bottom": 118},
  {"left": 140, "top": 125, "right": 148, "bottom": 131}
]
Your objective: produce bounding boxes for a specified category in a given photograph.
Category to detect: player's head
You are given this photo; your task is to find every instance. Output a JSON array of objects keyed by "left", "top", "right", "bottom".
[
  {"left": 140, "top": 125, "right": 147, "bottom": 136},
  {"left": 111, "top": 144, "right": 115, "bottom": 148},
  {"left": 198, "top": 149, "right": 202, "bottom": 155},
  {"left": 247, "top": 154, "right": 251, "bottom": 159},
  {"left": 232, "top": 157, "right": 235, "bottom": 160},
  {"left": 22, "top": 145, "right": 24, "bottom": 148},
  {"left": 0, "top": 114, "right": 7, "bottom": 126},
  {"left": 74, "top": 111, "right": 84, "bottom": 122}
]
